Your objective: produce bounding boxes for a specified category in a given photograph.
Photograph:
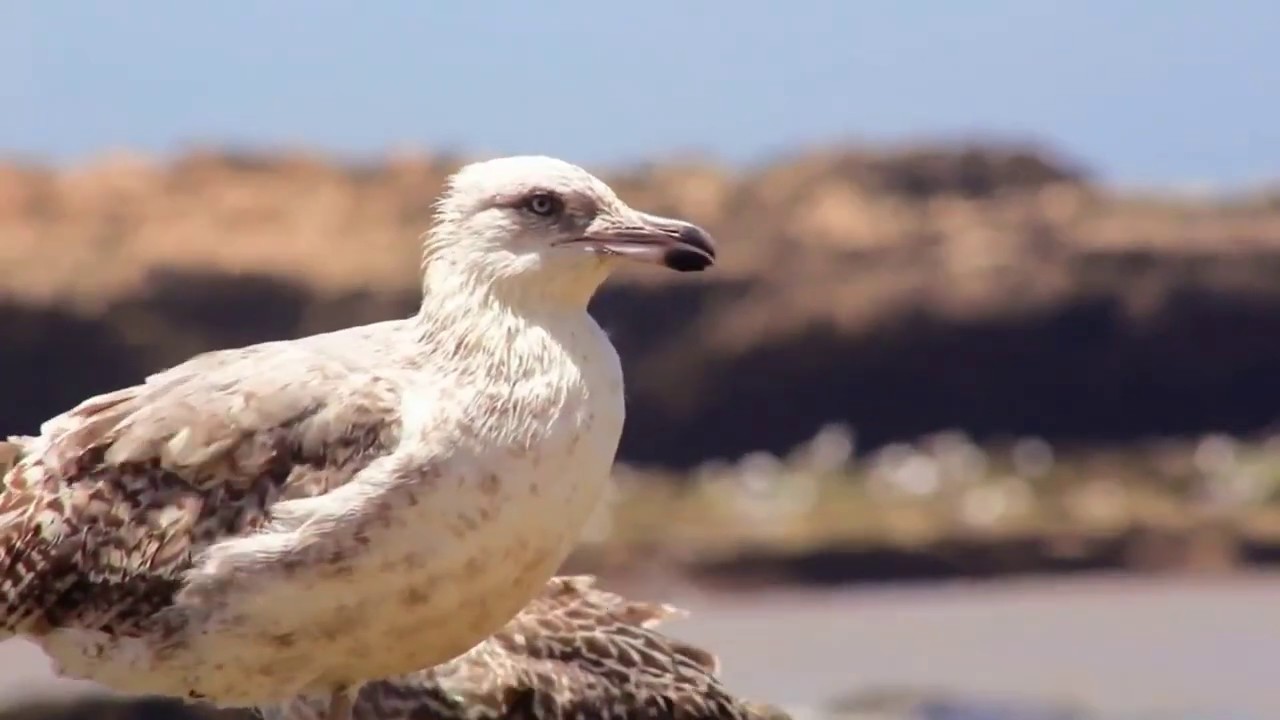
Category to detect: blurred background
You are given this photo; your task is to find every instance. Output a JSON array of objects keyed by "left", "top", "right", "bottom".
[{"left": 4, "top": 2, "right": 1280, "bottom": 718}]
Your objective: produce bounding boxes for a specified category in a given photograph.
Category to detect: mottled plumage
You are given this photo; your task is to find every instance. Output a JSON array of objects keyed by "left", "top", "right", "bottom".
[
  {"left": 0, "top": 336, "right": 403, "bottom": 638},
  {"left": 256, "top": 575, "right": 789, "bottom": 720},
  {"left": 0, "top": 156, "right": 717, "bottom": 720}
]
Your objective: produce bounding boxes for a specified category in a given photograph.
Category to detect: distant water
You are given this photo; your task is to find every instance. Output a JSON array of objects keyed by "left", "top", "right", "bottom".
[{"left": 649, "top": 571, "right": 1280, "bottom": 720}]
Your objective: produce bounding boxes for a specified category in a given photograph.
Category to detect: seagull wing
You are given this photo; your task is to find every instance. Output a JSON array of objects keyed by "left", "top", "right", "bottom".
[{"left": 0, "top": 334, "right": 404, "bottom": 638}]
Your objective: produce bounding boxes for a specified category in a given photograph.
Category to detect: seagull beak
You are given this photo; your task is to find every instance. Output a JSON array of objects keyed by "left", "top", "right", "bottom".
[{"left": 557, "top": 212, "right": 717, "bottom": 272}]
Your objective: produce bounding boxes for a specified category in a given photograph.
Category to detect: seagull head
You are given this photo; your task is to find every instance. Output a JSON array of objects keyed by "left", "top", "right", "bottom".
[{"left": 422, "top": 155, "right": 716, "bottom": 305}]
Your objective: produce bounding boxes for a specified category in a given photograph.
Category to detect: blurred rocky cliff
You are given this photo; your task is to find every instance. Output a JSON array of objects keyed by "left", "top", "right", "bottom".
[{"left": 3, "top": 144, "right": 1280, "bottom": 467}]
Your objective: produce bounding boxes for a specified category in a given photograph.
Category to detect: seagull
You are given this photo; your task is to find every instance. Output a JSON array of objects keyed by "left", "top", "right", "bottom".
[
  {"left": 0, "top": 155, "right": 717, "bottom": 720},
  {"left": 254, "top": 575, "right": 790, "bottom": 720}
]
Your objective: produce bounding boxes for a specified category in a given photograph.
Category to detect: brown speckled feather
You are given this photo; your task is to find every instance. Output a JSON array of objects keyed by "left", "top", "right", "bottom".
[
  {"left": 0, "top": 329, "right": 405, "bottom": 640},
  {"left": 257, "top": 575, "right": 789, "bottom": 720}
]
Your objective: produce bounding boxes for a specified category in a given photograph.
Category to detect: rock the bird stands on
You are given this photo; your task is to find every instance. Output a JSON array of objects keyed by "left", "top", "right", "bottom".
[{"left": 0, "top": 155, "right": 717, "bottom": 720}]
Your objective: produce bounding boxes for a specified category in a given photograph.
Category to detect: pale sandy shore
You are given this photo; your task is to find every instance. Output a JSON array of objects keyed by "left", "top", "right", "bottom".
[{"left": 1, "top": 572, "right": 1277, "bottom": 718}]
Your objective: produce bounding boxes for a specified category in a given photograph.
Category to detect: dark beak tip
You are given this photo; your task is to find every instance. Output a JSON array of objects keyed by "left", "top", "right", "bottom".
[
  {"left": 663, "top": 247, "right": 714, "bottom": 272},
  {"left": 663, "top": 226, "right": 716, "bottom": 272},
  {"left": 678, "top": 224, "right": 717, "bottom": 259},
  {"left": 660, "top": 223, "right": 716, "bottom": 272}
]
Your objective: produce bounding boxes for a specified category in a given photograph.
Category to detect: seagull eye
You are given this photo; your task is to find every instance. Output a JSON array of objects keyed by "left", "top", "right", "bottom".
[{"left": 523, "top": 193, "right": 562, "bottom": 218}]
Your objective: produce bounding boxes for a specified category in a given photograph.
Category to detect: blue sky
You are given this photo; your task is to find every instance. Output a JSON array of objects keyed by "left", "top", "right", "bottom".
[{"left": 3, "top": 1, "right": 1277, "bottom": 188}]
